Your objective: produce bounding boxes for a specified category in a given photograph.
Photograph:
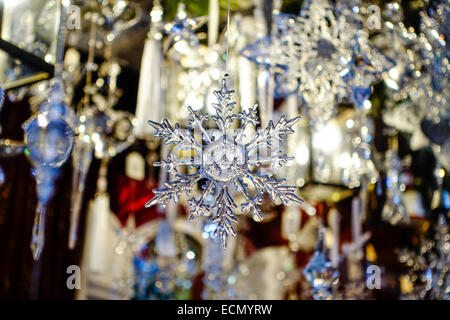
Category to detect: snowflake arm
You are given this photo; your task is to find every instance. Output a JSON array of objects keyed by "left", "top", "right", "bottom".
[
  {"left": 211, "top": 78, "right": 237, "bottom": 134},
  {"left": 248, "top": 151, "right": 293, "bottom": 171},
  {"left": 155, "top": 153, "right": 201, "bottom": 175},
  {"left": 148, "top": 119, "right": 201, "bottom": 152},
  {"left": 212, "top": 186, "right": 239, "bottom": 248},
  {"left": 246, "top": 115, "right": 300, "bottom": 152},
  {"left": 187, "top": 180, "right": 214, "bottom": 222},
  {"left": 234, "top": 104, "right": 260, "bottom": 143},
  {"left": 238, "top": 104, "right": 260, "bottom": 128},
  {"left": 247, "top": 171, "right": 304, "bottom": 206},
  {"left": 234, "top": 178, "right": 263, "bottom": 220},
  {"left": 187, "top": 106, "right": 212, "bottom": 143},
  {"left": 145, "top": 172, "right": 202, "bottom": 208}
]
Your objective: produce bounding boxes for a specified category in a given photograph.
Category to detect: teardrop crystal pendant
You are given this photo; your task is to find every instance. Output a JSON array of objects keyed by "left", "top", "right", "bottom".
[
  {"left": 29, "top": 165, "right": 60, "bottom": 260},
  {"left": 68, "top": 135, "right": 93, "bottom": 249},
  {"left": 30, "top": 201, "right": 47, "bottom": 261},
  {"left": 303, "top": 226, "right": 339, "bottom": 300}
]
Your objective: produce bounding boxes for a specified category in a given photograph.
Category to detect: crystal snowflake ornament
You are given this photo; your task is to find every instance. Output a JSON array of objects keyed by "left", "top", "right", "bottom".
[
  {"left": 241, "top": 0, "right": 353, "bottom": 100},
  {"left": 145, "top": 76, "right": 303, "bottom": 247}
]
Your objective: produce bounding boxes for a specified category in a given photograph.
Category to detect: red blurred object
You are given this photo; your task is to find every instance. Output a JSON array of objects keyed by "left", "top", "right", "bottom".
[{"left": 116, "top": 175, "right": 162, "bottom": 227}]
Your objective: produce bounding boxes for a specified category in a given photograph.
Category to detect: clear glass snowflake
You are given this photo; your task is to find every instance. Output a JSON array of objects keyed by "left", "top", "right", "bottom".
[
  {"left": 145, "top": 76, "right": 303, "bottom": 247},
  {"left": 241, "top": 0, "right": 353, "bottom": 101}
]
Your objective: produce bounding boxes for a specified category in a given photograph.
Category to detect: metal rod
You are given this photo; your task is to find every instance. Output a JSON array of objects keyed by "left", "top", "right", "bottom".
[{"left": 0, "top": 38, "right": 54, "bottom": 75}]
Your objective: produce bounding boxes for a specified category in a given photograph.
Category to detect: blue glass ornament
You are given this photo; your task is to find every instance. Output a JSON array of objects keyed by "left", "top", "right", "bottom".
[
  {"left": 23, "top": 86, "right": 75, "bottom": 260},
  {"left": 24, "top": 110, "right": 74, "bottom": 168},
  {"left": 303, "top": 227, "right": 339, "bottom": 299}
]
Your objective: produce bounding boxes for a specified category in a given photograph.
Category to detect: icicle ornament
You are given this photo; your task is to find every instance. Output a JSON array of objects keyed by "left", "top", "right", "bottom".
[
  {"left": 145, "top": 76, "right": 303, "bottom": 247},
  {"left": 23, "top": 1, "right": 75, "bottom": 260}
]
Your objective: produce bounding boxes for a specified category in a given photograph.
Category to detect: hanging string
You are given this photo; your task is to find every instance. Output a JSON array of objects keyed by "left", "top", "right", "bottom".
[{"left": 225, "top": 0, "right": 231, "bottom": 75}]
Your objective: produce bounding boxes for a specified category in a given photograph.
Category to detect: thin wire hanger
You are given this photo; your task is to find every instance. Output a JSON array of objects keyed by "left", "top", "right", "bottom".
[{"left": 225, "top": 0, "right": 231, "bottom": 76}]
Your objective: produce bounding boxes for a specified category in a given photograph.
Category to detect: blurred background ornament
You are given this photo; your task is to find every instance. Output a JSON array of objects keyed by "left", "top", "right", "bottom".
[
  {"left": 0, "top": 0, "right": 59, "bottom": 90},
  {"left": 68, "top": 4, "right": 137, "bottom": 249},
  {"left": 131, "top": 219, "right": 202, "bottom": 300},
  {"left": 134, "top": 0, "right": 164, "bottom": 138},
  {"left": 163, "top": 1, "right": 207, "bottom": 55},
  {"left": 342, "top": 196, "right": 371, "bottom": 299},
  {"left": 398, "top": 214, "right": 449, "bottom": 300},
  {"left": 201, "top": 221, "right": 229, "bottom": 299},
  {"left": 381, "top": 131, "right": 409, "bottom": 225},
  {"left": 23, "top": 2, "right": 75, "bottom": 260},
  {"left": 302, "top": 226, "right": 339, "bottom": 300}
]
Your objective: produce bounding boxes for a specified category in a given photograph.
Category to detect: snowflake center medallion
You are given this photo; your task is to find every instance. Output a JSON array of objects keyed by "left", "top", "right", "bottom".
[
  {"left": 146, "top": 75, "right": 303, "bottom": 247},
  {"left": 203, "top": 138, "right": 246, "bottom": 183}
]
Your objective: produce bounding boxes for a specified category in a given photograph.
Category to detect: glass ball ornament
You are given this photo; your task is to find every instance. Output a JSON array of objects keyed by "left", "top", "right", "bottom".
[{"left": 23, "top": 101, "right": 75, "bottom": 168}]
